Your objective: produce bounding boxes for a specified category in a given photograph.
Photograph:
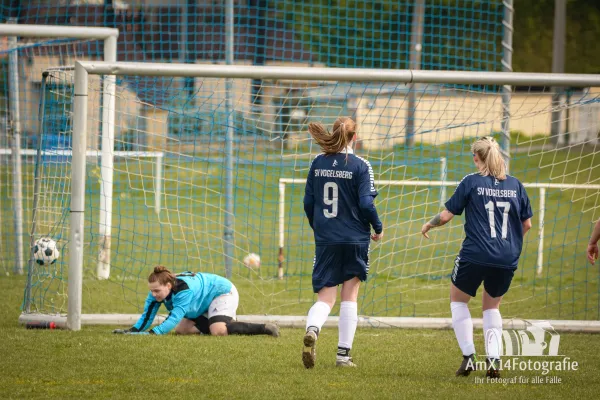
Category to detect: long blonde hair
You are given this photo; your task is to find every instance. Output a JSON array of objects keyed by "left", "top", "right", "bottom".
[
  {"left": 308, "top": 117, "right": 357, "bottom": 155},
  {"left": 471, "top": 136, "right": 507, "bottom": 180}
]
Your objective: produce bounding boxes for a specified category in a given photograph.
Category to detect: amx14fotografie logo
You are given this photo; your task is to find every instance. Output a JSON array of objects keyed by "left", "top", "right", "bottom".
[{"left": 471, "top": 320, "right": 579, "bottom": 384}]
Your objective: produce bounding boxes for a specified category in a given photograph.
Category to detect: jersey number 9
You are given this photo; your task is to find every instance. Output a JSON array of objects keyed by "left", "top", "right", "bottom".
[{"left": 323, "top": 182, "right": 338, "bottom": 218}]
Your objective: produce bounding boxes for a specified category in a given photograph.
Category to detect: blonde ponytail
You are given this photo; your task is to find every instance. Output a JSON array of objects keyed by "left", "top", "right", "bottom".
[{"left": 471, "top": 136, "right": 507, "bottom": 180}]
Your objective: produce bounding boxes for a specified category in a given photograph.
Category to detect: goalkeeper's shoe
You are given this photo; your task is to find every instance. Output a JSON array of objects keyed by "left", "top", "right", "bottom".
[
  {"left": 455, "top": 354, "right": 477, "bottom": 377},
  {"left": 486, "top": 358, "right": 501, "bottom": 379},
  {"left": 336, "top": 356, "right": 357, "bottom": 367},
  {"left": 302, "top": 330, "right": 318, "bottom": 369},
  {"left": 264, "top": 323, "right": 280, "bottom": 338}
]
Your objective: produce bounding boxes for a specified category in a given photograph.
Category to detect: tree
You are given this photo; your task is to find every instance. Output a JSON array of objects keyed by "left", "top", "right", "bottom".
[{"left": 512, "top": 0, "right": 600, "bottom": 73}]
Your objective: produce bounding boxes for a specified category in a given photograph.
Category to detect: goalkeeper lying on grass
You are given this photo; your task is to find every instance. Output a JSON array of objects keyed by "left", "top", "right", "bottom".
[{"left": 113, "top": 266, "right": 279, "bottom": 337}]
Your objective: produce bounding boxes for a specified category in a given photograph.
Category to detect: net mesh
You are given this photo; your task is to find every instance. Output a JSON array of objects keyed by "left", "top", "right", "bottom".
[{"left": 1, "top": 0, "right": 510, "bottom": 277}]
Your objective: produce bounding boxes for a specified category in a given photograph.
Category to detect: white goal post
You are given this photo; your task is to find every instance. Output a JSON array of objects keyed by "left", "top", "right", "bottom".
[
  {"left": 278, "top": 178, "right": 600, "bottom": 279},
  {"left": 31, "top": 61, "right": 600, "bottom": 332},
  {"left": 0, "top": 24, "right": 118, "bottom": 277}
]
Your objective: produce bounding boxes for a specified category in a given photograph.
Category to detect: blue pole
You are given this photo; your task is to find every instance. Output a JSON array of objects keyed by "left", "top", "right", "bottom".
[{"left": 224, "top": 0, "right": 235, "bottom": 278}]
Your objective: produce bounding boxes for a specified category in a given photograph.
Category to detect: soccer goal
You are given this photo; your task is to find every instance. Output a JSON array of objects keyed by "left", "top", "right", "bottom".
[
  {"left": 20, "top": 62, "right": 600, "bottom": 332},
  {"left": 0, "top": 23, "right": 118, "bottom": 276}
]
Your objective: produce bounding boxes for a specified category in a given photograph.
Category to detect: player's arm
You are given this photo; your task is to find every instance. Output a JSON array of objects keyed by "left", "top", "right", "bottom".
[
  {"left": 359, "top": 195, "right": 383, "bottom": 241},
  {"left": 114, "top": 292, "right": 161, "bottom": 334},
  {"left": 588, "top": 219, "right": 600, "bottom": 265},
  {"left": 421, "top": 177, "right": 468, "bottom": 239},
  {"left": 421, "top": 209, "right": 455, "bottom": 239},
  {"left": 357, "top": 161, "right": 383, "bottom": 241},
  {"left": 150, "top": 290, "right": 193, "bottom": 335},
  {"left": 303, "top": 162, "right": 315, "bottom": 229},
  {"left": 519, "top": 182, "right": 534, "bottom": 238},
  {"left": 522, "top": 218, "right": 532, "bottom": 236}
]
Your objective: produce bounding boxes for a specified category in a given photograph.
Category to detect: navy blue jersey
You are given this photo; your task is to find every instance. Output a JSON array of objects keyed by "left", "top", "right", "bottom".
[
  {"left": 445, "top": 173, "right": 533, "bottom": 268},
  {"left": 304, "top": 149, "right": 382, "bottom": 245}
]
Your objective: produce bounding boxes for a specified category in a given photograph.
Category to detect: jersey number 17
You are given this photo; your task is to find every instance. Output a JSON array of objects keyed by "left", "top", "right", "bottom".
[{"left": 484, "top": 200, "right": 510, "bottom": 239}]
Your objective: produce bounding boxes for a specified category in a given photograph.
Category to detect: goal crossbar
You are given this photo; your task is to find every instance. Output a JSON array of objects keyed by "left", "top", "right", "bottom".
[{"left": 79, "top": 61, "right": 600, "bottom": 86}]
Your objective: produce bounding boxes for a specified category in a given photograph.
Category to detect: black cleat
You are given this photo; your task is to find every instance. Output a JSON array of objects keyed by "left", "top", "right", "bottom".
[
  {"left": 486, "top": 358, "right": 501, "bottom": 378},
  {"left": 456, "top": 354, "right": 477, "bottom": 377}
]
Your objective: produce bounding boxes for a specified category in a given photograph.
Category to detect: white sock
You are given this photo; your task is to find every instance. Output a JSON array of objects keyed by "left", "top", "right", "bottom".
[
  {"left": 306, "top": 301, "right": 331, "bottom": 333},
  {"left": 483, "top": 308, "right": 503, "bottom": 359},
  {"left": 338, "top": 301, "right": 358, "bottom": 353},
  {"left": 451, "top": 302, "right": 475, "bottom": 356}
]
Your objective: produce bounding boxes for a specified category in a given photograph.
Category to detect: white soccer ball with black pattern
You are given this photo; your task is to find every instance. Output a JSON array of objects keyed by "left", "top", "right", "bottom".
[
  {"left": 243, "top": 253, "right": 260, "bottom": 269},
  {"left": 33, "top": 237, "right": 60, "bottom": 265}
]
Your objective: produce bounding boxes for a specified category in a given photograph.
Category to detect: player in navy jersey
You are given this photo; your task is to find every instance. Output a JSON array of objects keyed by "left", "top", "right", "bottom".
[
  {"left": 420, "top": 136, "right": 533, "bottom": 378},
  {"left": 113, "top": 266, "right": 279, "bottom": 337},
  {"left": 302, "top": 117, "right": 383, "bottom": 368}
]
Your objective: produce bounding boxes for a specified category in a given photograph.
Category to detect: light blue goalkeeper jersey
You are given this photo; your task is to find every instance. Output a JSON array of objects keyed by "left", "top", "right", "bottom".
[{"left": 132, "top": 272, "right": 233, "bottom": 335}]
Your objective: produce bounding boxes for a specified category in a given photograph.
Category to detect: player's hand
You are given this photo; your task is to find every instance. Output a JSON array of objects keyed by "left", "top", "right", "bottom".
[
  {"left": 588, "top": 243, "right": 599, "bottom": 264},
  {"left": 112, "top": 328, "right": 131, "bottom": 334},
  {"left": 371, "top": 231, "right": 383, "bottom": 242},
  {"left": 421, "top": 223, "right": 431, "bottom": 239}
]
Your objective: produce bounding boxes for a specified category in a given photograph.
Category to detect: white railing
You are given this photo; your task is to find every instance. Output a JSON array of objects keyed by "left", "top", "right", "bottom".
[{"left": 0, "top": 148, "right": 163, "bottom": 215}]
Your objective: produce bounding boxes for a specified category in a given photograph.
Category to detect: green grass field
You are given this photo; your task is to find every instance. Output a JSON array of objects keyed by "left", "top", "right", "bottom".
[
  {"left": 0, "top": 133, "right": 599, "bottom": 398},
  {"left": 2, "top": 274, "right": 600, "bottom": 399}
]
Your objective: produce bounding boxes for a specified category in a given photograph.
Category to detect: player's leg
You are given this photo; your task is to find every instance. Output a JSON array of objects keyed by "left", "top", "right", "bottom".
[
  {"left": 336, "top": 243, "right": 368, "bottom": 367},
  {"left": 450, "top": 258, "right": 482, "bottom": 376},
  {"left": 208, "top": 285, "right": 280, "bottom": 337},
  {"left": 303, "top": 285, "right": 336, "bottom": 369},
  {"left": 336, "top": 277, "right": 360, "bottom": 367},
  {"left": 481, "top": 267, "right": 515, "bottom": 378},
  {"left": 174, "top": 316, "right": 208, "bottom": 335},
  {"left": 208, "top": 317, "right": 230, "bottom": 336},
  {"left": 303, "top": 245, "right": 341, "bottom": 369},
  {"left": 482, "top": 289, "right": 503, "bottom": 378},
  {"left": 306, "top": 286, "right": 336, "bottom": 334},
  {"left": 218, "top": 318, "right": 280, "bottom": 337},
  {"left": 306, "top": 246, "right": 338, "bottom": 334}
]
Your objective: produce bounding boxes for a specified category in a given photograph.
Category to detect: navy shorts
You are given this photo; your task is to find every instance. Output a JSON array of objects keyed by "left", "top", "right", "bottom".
[
  {"left": 451, "top": 257, "right": 515, "bottom": 298},
  {"left": 312, "top": 243, "right": 369, "bottom": 293}
]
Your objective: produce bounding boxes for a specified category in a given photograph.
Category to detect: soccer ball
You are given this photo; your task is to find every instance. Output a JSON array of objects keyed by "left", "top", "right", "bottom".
[
  {"left": 33, "top": 237, "right": 60, "bottom": 266},
  {"left": 243, "top": 253, "right": 260, "bottom": 269}
]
